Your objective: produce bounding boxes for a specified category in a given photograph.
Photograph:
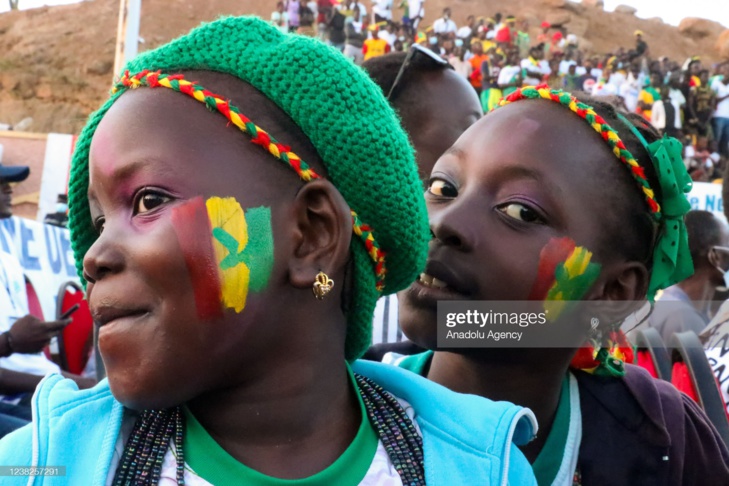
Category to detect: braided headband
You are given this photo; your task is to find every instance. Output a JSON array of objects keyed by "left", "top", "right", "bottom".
[
  {"left": 493, "top": 85, "right": 661, "bottom": 220},
  {"left": 113, "top": 70, "right": 387, "bottom": 292},
  {"left": 492, "top": 85, "right": 693, "bottom": 301}
]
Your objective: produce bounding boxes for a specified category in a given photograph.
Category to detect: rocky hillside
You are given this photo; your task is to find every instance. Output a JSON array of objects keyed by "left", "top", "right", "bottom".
[{"left": 1, "top": 0, "right": 727, "bottom": 134}]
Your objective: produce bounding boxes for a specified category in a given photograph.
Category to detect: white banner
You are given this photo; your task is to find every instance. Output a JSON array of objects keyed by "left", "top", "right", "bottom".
[
  {"left": 0, "top": 216, "right": 79, "bottom": 320},
  {"left": 687, "top": 182, "right": 725, "bottom": 222},
  {"left": 37, "top": 133, "right": 76, "bottom": 223}
]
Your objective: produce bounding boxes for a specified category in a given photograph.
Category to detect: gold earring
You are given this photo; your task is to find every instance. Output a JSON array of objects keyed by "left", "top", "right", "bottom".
[{"left": 312, "top": 271, "right": 334, "bottom": 300}]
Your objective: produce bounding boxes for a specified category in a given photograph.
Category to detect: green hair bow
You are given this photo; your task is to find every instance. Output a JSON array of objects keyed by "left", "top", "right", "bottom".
[{"left": 617, "top": 115, "right": 694, "bottom": 301}]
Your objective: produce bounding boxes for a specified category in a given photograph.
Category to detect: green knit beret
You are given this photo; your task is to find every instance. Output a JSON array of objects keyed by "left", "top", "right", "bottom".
[{"left": 67, "top": 16, "right": 429, "bottom": 360}]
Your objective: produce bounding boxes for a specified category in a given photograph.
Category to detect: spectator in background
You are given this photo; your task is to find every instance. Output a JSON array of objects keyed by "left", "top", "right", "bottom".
[
  {"left": 638, "top": 71, "right": 662, "bottom": 121},
  {"left": 316, "top": 0, "right": 332, "bottom": 41},
  {"left": 689, "top": 70, "right": 716, "bottom": 139},
  {"left": 516, "top": 20, "right": 530, "bottom": 59},
  {"left": 629, "top": 30, "right": 647, "bottom": 61},
  {"left": 480, "top": 52, "right": 503, "bottom": 112},
  {"left": 619, "top": 62, "right": 643, "bottom": 112},
  {"left": 0, "top": 163, "right": 95, "bottom": 437},
  {"left": 343, "top": 7, "right": 365, "bottom": 64},
  {"left": 448, "top": 45, "right": 472, "bottom": 80},
  {"left": 562, "top": 63, "right": 579, "bottom": 91},
  {"left": 592, "top": 65, "right": 618, "bottom": 97},
  {"left": 456, "top": 14, "right": 476, "bottom": 44},
  {"left": 667, "top": 72, "right": 686, "bottom": 137},
  {"left": 43, "top": 194, "right": 68, "bottom": 228},
  {"left": 712, "top": 64, "right": 729, "bottom": 158},
  {"left": 433, "top": 7, "right": 457, "bottom": 36},
  {"left": 576, "top": 57, "right": 597, "bottom": 92},
  {"left": 520, "top": 45, "right": 550, "bottom": 86},
  {"left": 378, "top": 21, "right": 397, "bottom": 46},
  {"left": 325, "top": 4, "right": 346, "bottom": 51},
  {"left": 363, "top": 24, "right": 391, "bottom": 61},
  {"left": 270, "top": 1, "right": 289, "bottom": 33},
  {"left": 545, "top": 59, "right": 562, "bottom": 89},
  {"left": 286, "top": 0, "right": 300, "bottom": 32},
  {"left": 467, "top": 40, "right": 488, "bottom": 94},
  {"left": 497, "top": 51, "right": 523, "bottom": 97},
  {"left": 494, "top": 15, "right": 516, "bottom": 48},
  {"left": 372, "top": 0, "right": 392, "bottom": 23},
  {"left": 405, "top": 0, "right": 424, "bottom": 33},
  {"left": 649, "top": 211, "right": 729, "bottom": 343},
  {"left": 362, "top": 47, "right": 481, "bottom": 348}
]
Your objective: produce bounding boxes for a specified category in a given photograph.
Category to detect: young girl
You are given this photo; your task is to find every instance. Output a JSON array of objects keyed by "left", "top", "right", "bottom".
[
  {"left": 0, "top": 17, "right": 538, "bottom": 485},
  {"left": 396, "top": 85, "right": 729, "bottom": 484}
]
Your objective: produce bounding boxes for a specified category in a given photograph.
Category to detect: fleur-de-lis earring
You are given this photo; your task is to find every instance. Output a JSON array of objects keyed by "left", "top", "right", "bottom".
[{"left": 312, "top": 271, "right": 334, "bottom": 300}]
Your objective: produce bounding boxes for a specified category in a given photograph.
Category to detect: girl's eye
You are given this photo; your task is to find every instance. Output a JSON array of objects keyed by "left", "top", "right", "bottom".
[
  {"left": 497, "top": 203, "right": 544, "bottom": 224},
  {"left": 134, "top": 191, "right": 171, "bottom": 215},
  {"left": 428, "top": 179, "right": 458, "bottom": 198},
  {"left": 94, "top": 217, "right": 105, "bottom": 235}
]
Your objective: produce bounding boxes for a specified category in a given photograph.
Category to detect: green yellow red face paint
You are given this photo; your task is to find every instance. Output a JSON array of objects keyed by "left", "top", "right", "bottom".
[
  {"left": 528, "top": 237, "right": 601, "bottom": 320},
  {"left": 171, "top": 196, "right": 274, "bottom": 319}
]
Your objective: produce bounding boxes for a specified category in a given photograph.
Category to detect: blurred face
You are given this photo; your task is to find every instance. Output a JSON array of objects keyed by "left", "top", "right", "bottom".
[
  {"left": 690, "top": 61, "right": 701, "bottom": 75},
  {"left": 398, "top": 70, "right": 482, "bottom": 182},
  {"left": 0, "top": 181, "right": 12, "bottom": 219},
  {"left": 399, "top": 102, "right": 626, "bottom": 349},
  {"left": 85, "top": 87, "right": 295, "bottom": 409},
  {"left": 472, "top": 42, "right": 483, "bottom": 55},
  {"left": 651, "top": 73, "right": 662, "bottom": 87}
]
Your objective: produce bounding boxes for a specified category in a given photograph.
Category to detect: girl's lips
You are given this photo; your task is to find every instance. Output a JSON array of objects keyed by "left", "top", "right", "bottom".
[{"left": 405, "top": 277, "right": 471, "bottom": 310}]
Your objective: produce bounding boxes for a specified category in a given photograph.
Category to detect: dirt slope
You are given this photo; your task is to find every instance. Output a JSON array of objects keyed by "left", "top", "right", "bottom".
[{"left": 0, "top": 0, "right": 725, "bottom": 134}]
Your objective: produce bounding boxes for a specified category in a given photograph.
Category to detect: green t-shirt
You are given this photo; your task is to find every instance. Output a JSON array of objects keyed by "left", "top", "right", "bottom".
[
  {"left": 183, "top": 365, "right": 379, "bottom": 485},
  {"left": 395, "top": 351, "right": 574, "bottom": 486}
]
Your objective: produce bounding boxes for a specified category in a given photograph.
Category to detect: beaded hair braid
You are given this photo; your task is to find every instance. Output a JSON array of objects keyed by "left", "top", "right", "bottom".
[
  {"left": 493, "top": 85, "right": 661, "bottom": 220},
  {"left": 114, "top": 70, "right": 388, "bottom": 292}
]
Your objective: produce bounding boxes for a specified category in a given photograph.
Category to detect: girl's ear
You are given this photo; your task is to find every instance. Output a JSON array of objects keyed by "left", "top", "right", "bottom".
[
  {"left": 287, "top": 179, "right": 352, "bottom": 289},
  {"left": 587, "top": 261, "right": 650, "bottom": 323}
]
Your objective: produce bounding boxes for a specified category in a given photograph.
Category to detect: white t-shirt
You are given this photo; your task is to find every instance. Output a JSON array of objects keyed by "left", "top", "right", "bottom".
[
  {"left": 432, "top": 17, "right": 456, "bottom": 34},
  {"left": 559, "top": 60, "right": 576, "bottom": 76},
  {"left": 107, "top": 397, "right": 420, "bottom": 485},
  {"left": 668, "top": 88, "right": 686, "bottom": 129},
  {"left": 372, "top": 0, "right": 392, "bottom": 20},
  {"left": 592, "top": 79, "right": 618, "bottom": 97},
  {"left": 0, "top": 250, "right": 60, "bottom": 377},
  {"left": 712, "top": 78, "right": 729, "bottom": 119},
  {"left": 378, "top": 30, "right": 397, "bottom": 46},
  {"left": 407, "top": 0, "right": 423, "bottom": 19},
  {"left": 620, "top": 74, "right": 642, "bottom": 113},
  {"left": 498, "top": 65, "right": 522, "bottom": 87},
  {"left": 456, "top": 26, "right": 472, "bottom": 39},
  {"left": 520, "top": 58, "right": 550, "bottom": 86}
]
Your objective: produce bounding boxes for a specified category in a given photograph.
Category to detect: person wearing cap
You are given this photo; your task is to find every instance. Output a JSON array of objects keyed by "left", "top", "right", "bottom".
[
  {"left": 629, "top": 30, "right": 648, "bottom": 62},
  {"left": 0, "top": 17, "right": 538, "bottom": 485},
  {"left": 0, "top": 159, "right": 94, "bottom": 436}
]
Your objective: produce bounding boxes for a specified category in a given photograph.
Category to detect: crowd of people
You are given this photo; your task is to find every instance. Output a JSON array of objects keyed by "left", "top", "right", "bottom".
[
  {"left": 272, "top": 2, "right": 729, "bottom": 183},
  {"left": 0, "top": 4, "right": 729, "bottom": 485}
]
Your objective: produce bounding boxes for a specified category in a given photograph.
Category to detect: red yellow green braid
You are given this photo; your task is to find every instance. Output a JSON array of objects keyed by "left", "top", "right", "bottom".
[
  {"left": 493, "top": 84, "right": 661, "bottom": 220},
  {"left": 113, "top": 70, "right": 387, "bottom": 292}
]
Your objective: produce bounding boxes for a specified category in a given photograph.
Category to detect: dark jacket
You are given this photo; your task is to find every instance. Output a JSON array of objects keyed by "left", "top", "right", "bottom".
[
  {"left": 576, "top": 364, "right": 729, "bottom": 485},
  {"left": 368, "top": 345, "right": 729, "bottom": 485}
]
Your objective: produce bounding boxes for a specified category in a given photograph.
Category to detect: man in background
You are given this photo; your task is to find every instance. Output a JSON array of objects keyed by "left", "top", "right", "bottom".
[{"left": 650, "top": 210, "right": 729, "bottom": 343}]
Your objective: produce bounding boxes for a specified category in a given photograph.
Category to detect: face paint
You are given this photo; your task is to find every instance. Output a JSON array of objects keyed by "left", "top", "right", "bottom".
[
  {"left": 528, "top": 237, "right": 601, "bottom": 320},
  {"left": 171, "top": 196, "right": 274, "bottom": 319},
  {"left": 171, "top": 197, "right": 224, "bottom": 320},
  {"left": 206, "top": 197, "right": 274, "bottom": 313}
]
